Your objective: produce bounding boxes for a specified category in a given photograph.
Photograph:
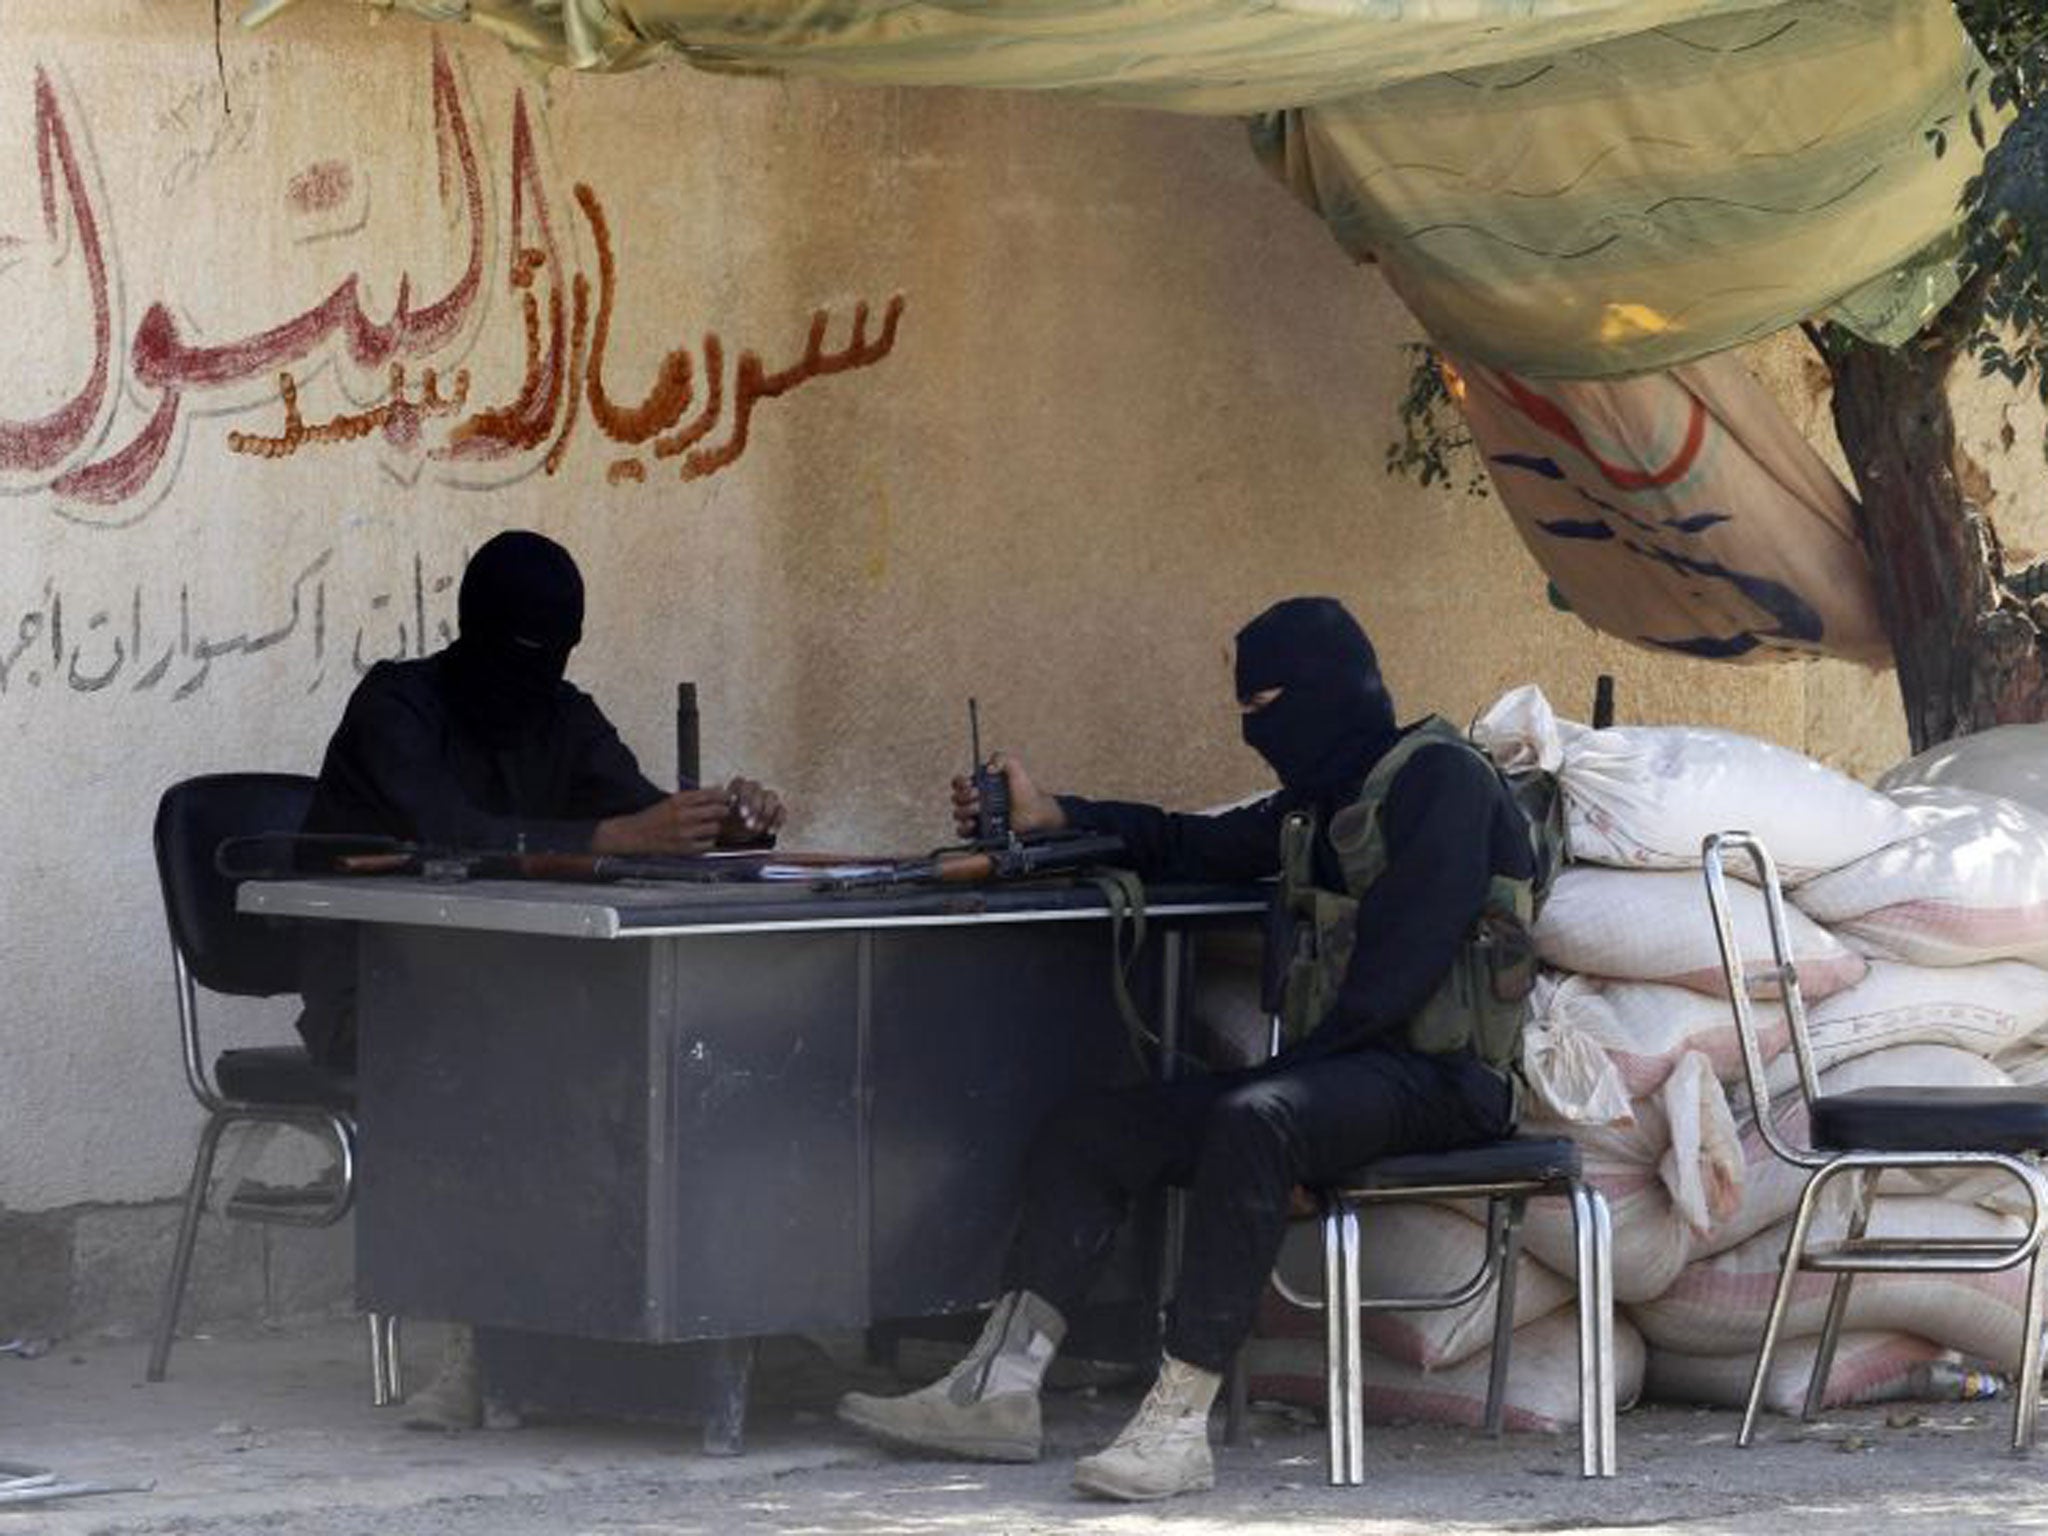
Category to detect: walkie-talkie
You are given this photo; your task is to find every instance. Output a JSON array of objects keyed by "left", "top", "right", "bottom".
[{"left": 968, "top": 697, "right": 1012, "bottom": 846}]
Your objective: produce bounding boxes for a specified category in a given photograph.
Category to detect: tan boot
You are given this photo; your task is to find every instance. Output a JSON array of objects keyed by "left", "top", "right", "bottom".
[
  {"left": 836, "top": 1291, "right": 1065, "bottom": 1462},
  {"left": 1071, "top": 1354, "right": 1219, "bottom": 1501},
  {"left": 402, "top": 1324, "right": 482, "bottom": 1432}
]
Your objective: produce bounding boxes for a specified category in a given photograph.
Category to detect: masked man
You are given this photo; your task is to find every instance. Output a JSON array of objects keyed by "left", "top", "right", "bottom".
[
  {"left": 297, "top": 528, "right": 785, "bottom": 1076},
  {"left": 837, "top": 596, "right": 1530, "bottom": 1501},
  {"left": 297, "top": 529, "right": 786, "bottom": 1430}
]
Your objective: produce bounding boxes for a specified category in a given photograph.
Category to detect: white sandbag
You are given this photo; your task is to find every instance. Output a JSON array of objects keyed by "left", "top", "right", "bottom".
[
  {"left": 1536, "top": 974, "right": 1790, "bottom": 1101},
  {"left": 1245, "top": 1308, "right": 1646, "bottom": 1434},
  {"left": 1521, "top": 1044, "right": 2014, "bottom": 1300},
  {"left": 1879, "top": 722, "right": 2048, "bottom": 815},
  {"left": 1631, "top": 1196, "right": 2034, "bottom": 1368},
  {"left": 1471, "top": 684, "right": 1572, "bottom": 778},
  {"left": 1521, "top": 1051, "right": 1746, "bottom": 1302},
  {"left": 1794, "top": 787, "right": 2048, "bottom": 967},
  {"left": 1474, "top": 686, "right": 1912, "bottom": 884},
  {"left": 1803, "top": 959, "right": 2048, "bottom": 1072},
  {"left": 1264, "top": 1205, "right": 1574, "bottom": 1371},
  {"left": 1644, "top": 1331, "right": 1941, "bottom": 1415},
  {"left": 1522, "top": 982, "right": 1637, "bottom": 1128},
  {"left": 1535, "top": 868, "right": 1867, "bottom": 1000}
]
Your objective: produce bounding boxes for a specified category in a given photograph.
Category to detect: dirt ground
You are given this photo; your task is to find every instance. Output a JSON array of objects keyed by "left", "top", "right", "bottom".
[{"left": 4, "top": 1318, "right": 2046, "bottom": 1535}]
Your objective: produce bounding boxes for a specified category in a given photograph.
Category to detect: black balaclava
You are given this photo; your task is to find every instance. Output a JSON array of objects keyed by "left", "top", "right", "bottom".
[
  {"left": 443, "top": 530, "right": 584, "bottom": 742},
  {"left": 1234, "top": 596, "right": 1398, "bottom": 797}
]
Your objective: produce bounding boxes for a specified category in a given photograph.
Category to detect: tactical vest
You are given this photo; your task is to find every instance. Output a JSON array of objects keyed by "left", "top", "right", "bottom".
[{"left": 1274, "top": 717, "right": 1545, "bottom": 1077}]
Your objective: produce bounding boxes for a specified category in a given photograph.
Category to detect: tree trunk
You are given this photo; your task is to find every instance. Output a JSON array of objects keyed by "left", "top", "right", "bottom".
[{"left": 1828, "top": 331, "right": 2048, "bottom": 753}]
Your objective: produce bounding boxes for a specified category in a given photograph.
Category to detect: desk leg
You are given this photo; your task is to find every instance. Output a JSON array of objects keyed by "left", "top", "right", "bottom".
[{"left": 699, "top": 1337, "right": 758, "bottom": 1457}]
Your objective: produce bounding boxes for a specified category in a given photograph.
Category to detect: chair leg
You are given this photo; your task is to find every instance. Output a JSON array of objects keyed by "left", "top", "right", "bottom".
[
  {"left": 387, "top": 1314, "right": 404, "bottom": 1402},
  {"left": 1323, "top": 1205, "right": 1365, "bottom": 1487},
  {"left": 1804, "top": 1173, "right": 1871, "bottom": 1423},
  {"left": 369, "top": 1313, "right": 403, "bottom": 1407},
  {"left": 1340, "top": 1208, "right": 1365, "bottom": 1480},
  {"left": 1741, "top": 1176, "right": 1829, "bottom": 1448},
  {"left": 1570, "top": 1183, "right": 1618, "bottom": 1477},
  {"left": 1482, "top": 1197, "right": 1526, "bottom": 1439},
  {"left": 1594, "top": 1189, "right": 1618, "bottom": 1476},
  {"left": 2011, "top": 1244, "right": 2048, "bottom": 1454},
  {"left": 147, "top": 1112, "right": 232, "bottom": 1384}
]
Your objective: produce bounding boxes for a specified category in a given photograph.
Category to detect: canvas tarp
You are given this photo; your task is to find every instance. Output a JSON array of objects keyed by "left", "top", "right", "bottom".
[
  {"left": 1446, "top": 349, "right": 1888, "bottom": 664},
  {"left": 1250, "top": 0, "right": 1991, "bottom": 375},
  {"left": 290, "top": 0, "right": 2001, "bottom": 377}
]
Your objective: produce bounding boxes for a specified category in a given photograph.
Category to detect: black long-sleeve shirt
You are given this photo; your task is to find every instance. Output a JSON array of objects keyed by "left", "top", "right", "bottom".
[
  {"left": 1057, "top": 730, "right": 1531, "bottom": 1061},
  {"left": 295, "top": 654, "right": 668, "bottom": 1072},
  {"left": 303, "top": 654, "right": 668, "bottom": 851}
]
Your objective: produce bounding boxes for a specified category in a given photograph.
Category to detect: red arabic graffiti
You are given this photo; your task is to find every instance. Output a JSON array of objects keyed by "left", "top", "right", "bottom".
[
  {"left": 2, "top": 71, "right": 113, "bottom": 476},
  {"left": 0, "top": 45, "right": 906, "bottom": 511}
]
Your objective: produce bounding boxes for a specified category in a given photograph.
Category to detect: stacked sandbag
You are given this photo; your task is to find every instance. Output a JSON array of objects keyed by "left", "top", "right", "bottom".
[
  {"left": 1246, "top": 691, "right": 2048, "bottom": 1431},
  {"left": 1795, "top": 787, "right": 2048, "bottom": 968},
  {"left": 1244, "top": 1205, "right": 1648, "bottom": 1429},
  {"left": 1505, "top": 694, "right": 2048, "bottom": 1410}
]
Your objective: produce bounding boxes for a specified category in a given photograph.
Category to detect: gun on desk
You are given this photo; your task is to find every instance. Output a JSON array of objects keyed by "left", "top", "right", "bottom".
[
  {"left": 819, "top": 831, "right": 1129, "bottom": 890},
  {"left": 213, "top": 834, "right": 763, "bottom": 885}
]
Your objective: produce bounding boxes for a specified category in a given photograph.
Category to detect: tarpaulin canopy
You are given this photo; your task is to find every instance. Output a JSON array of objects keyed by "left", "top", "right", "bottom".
[
  {"left": 287, "top": 0, "right": 1998, "bottom": 378},
  {"left": 1252, "top": 0, "right": 1990, "bottom": 375},
  {"left": 1446, "top": 350, "right": 1889, "bottom": 666},
  {"left": 260, "top": 0, "right": 1840, "bottom": 113}
]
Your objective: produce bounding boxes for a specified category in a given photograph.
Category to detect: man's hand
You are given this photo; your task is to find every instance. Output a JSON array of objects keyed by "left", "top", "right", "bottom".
[
  {"left": 592, "top": 788, "right": 731, "bottom": 856},
  {"left": 950, "top": 751, "right": 1066, "bottom": 841},
  {"left": 718, "top": 777, "right": 785, "bottom": 846}
]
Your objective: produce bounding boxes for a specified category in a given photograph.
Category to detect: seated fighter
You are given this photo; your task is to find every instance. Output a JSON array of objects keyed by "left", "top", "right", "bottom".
[
  {"left": 836, "top": 597, "right": 1533, "bottom": 1501},
  {"left": 296, "top": 528, "right": 785, "bottom": 1428},
  {"left": 297, "top": 528, "right": 784, "bottom": 1076}
]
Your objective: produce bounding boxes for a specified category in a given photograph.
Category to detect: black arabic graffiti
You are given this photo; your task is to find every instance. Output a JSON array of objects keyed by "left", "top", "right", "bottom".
[{"left": 0, "top": 549, "right": 463, "bottom": 701}]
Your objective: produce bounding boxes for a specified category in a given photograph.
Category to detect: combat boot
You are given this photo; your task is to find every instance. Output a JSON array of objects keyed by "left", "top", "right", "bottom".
[
  {"left": 837, "top": 1290, "right": 1065, "bottom": 1462},
  {"left": 1070, "top": 1353, "right": 1219, "bottom": 1501}
]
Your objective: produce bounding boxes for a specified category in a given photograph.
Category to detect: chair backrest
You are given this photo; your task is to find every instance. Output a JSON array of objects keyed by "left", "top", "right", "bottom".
[
  {"left": 154, "top": 772, "right": 317, "bottom": 998},
  {"left": 1701, "top": 830, "right": 1829, "bottom": 1171}
]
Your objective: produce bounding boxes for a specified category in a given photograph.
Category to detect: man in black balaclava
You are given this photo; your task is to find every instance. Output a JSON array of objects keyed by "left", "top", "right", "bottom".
[
  {"left": 296, "top": 530, "right": 786, "bottom": 1432},
  {"left": 1233, "top": 594, "right": 1397, "bottom": 799},
  {"left": 298, "top": 529, "right": 786, "bottom": 1075},
  {"left": 837, "top": 596, "right": 1530, "bottom": 1502}
]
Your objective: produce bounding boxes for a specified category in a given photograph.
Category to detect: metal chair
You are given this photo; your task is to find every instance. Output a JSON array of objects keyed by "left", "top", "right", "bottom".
[
  {"left": 1702, "top": 830, "right": 2048, "bottom": 1451},
  {"left": 1238, "top": 1136, "right": 1618, "bottom": 1482},
  {"left": 148, "top": 772, "right": 400, "bottom": 1405}
]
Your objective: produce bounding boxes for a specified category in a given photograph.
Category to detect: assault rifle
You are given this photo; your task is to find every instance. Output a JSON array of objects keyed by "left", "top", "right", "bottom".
[
  {"left": 817, "top": 830, "right": 1129, "bottom": 890},
  {"left": 213, "top": 834, "right": 793, "bottom": 885}
]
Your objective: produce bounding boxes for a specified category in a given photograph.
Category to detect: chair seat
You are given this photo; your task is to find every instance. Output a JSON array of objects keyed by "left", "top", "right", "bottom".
[
  {"left": 214, "top": 1047, "right": 355, "bottom": 1111},
  {"left": 1326, "top": 1136, "right": 1582, "bottom": 1195},
  {"left": 1812, "top": 1085, "right": 2048, "bottom": 1154}
]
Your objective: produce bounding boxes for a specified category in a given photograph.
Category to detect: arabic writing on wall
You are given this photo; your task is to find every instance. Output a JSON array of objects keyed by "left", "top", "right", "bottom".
[
  {"left": 0, "top": 551, "right": 460, "bottom": 701},
  {"left": 0, "top": 44, "right": 906, "bottom": 515}
]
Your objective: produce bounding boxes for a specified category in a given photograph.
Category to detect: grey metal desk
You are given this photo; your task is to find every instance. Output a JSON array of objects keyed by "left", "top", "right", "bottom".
[{"left": 241, "top": 875, "right": 1264, "bottom": 1446}]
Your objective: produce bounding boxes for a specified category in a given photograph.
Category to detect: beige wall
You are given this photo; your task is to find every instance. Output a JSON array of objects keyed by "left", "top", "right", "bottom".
[{"left": 0, "top": 3, "right": 1849, "bottom": 1213}]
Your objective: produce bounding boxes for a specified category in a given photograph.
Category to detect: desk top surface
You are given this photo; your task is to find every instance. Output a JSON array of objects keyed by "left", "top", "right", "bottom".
[{"left": 239, "top": 874, "right": 1268, "bottom": 940}]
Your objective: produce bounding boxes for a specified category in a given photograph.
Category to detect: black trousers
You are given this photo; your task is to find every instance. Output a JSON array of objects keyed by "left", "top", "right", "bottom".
[{"left": 1004, "top": 1044, "right": 1515, "bottom": 1373}]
